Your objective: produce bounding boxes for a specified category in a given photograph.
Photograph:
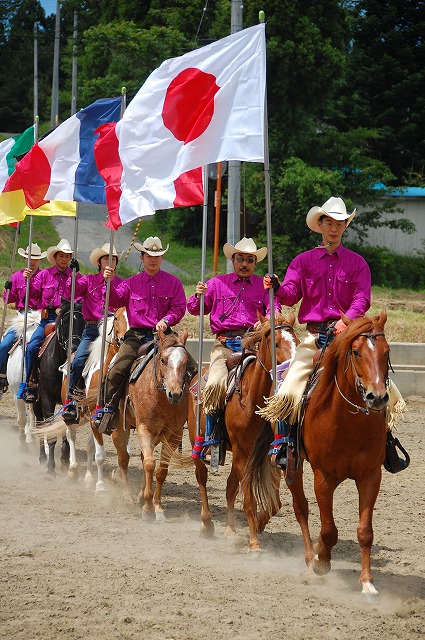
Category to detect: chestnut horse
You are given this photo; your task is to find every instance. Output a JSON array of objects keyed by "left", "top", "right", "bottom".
[
  {"left": 187, "top": 312, "right": 299, "bottom": 548},
  {"left": 244, "top": 310, "right": 391, "bottom": 595},
  {"left": 111, "top": 328, "right": 191, "bottom": 519}
]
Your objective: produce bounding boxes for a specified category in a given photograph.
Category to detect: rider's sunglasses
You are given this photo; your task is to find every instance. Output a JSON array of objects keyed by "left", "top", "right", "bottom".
[{"left": 234, "top": 255, "right": 256, "bottom": 264}]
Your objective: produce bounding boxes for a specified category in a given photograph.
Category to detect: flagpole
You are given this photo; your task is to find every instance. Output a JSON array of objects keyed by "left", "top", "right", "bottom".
[
  {"left": 259, "top": 11, "right": 278, "bottom": 394},
  {"left": 95, "top": 87, "right": 126, "bottom": 411},
  {"left": 19, "top": 215, "right": 34, "bottom": 385},
  {"left": 64, "top": 205, "right": 79, "bottom": 399},
  {"left": 195, "top": 166, "right": 209, "bottom": 438},
  {"left": 0, "top": 222, "right": 21, "bottom": 341}
]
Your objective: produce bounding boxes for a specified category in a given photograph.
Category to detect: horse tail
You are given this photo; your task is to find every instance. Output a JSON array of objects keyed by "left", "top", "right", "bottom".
[
  {"left": 30, "top": 416, "right": 68, "bottom": 443},
  {"left": 241, "top": 421, "right": 280, "bottom": 520},
  {"left": 161, "top": 438, "right": 194, "bottom": 467}
]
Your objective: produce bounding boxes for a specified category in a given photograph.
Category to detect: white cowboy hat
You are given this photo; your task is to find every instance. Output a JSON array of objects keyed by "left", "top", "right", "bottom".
[
  {"left": 89, "top": 242, "right": 123, "bottom": 267},
  {"left": 223, "top": 237, "right": 267, "bottom": 263},
  {"left": 133, "top": 236, "right": 169, "bottom": 256},
  {"left": 17, "top": 243, "right": 47, "bottom": 260},
  {"left": 306, "top": 196, "right": 356, "bottom": 233},
  {"left": 46, "top": 238, "right": 73, "bottom": 264}
]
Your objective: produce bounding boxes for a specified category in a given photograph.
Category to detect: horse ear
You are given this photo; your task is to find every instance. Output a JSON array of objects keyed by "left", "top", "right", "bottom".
[
  {"left": 179, "top": 328, "right": 188, "bottom": 344},
  {"left": 257, "top": 311, "right": 266, "bottom": 323},
  {"left": 288, "top": 310, "right": 296, "bottom": 326},
  {"left": 340, "top": 311, "right": 352, "bottom": 325},
  {"left": 378, "top": 308, "right": 387, "bottom": 327}
]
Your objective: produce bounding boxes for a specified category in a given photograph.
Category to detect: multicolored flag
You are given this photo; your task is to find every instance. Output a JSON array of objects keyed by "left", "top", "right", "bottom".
[{"left": 0, "top": 127, "right": 34, "bottom": 225}]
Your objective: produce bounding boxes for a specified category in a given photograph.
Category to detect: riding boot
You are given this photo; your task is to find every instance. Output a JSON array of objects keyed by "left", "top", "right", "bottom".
[
  {"left": 0, "top": 373, "right": 7, "bottom": 398},
  {"left": 23, "top": 382, "right": 38, "bottom": 403},
  {"left": 62, "top": 392, "right": 79, "bottom": 425},
  {"left": 201, "top": 411, "right": 224, "bottom": 472}
]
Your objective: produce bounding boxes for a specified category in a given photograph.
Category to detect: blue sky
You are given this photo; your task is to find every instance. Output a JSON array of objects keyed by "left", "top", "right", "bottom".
[{"left": 40, "top": 0, "right": 57, "bottom": 16}]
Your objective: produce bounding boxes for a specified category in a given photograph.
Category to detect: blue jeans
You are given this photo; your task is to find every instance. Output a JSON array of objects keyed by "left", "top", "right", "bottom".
[
  {"left": 25, "top": 311, "right": 57, "bottom": 383},
  {"left": 68, "top": 323, "right": 98, "bottom": 391},
  {"left": 0, "top": 327, "right": 18, "bottom": 371}
]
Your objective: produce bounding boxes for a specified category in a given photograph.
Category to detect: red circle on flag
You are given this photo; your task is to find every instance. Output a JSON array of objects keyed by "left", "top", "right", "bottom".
[{"left": 162, "top": 68, "right": 220, "bottom": 144}]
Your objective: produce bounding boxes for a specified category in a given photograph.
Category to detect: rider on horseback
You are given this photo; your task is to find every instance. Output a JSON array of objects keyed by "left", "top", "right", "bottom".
[
  {"left": 262, "top": 196, "right": 407, "bottom": 474},
  {"left": 186, "top": 238, "right": 281, "bottom": 462},
  {"left": 92, "top": 236, "right": 197, "bottom": 434},
  {"left": 61, "top": 242, "right": 124, "bottom": 425},
  {"left": 0, "top": 243, "right": 46, "bottom": 396}
]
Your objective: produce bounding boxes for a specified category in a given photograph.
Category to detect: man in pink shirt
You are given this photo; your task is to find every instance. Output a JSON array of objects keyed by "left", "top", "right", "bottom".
[
  {"left": 92, "top": 236, "right": 196, "bottom": 433},
  {"left": 262, "top": 196, "right": 406, "bottom": 472},
  {"left": 61, "top": 243, "right": 124, "bottom": 424},
  {"left": 0, "top": 243, "right": 46, "bottom": 394},
  {"left": 187, "top": 237, "right": 280, "bottom": 454},
  {"left": 24, "top": 238, "right": 79, "bottom": 402}
]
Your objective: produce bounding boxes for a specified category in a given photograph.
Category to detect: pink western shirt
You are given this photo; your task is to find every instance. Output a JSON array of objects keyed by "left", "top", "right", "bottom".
[
  {"left": 108, "top": 270, "right": 186, "bottom": 329},
  {"left": 3, "top": 268, "right": 42, "bottom": 310},
  {"left": 275, "top": 244, "right": 371, "bottom": 324},
  {"left": 187, "top": 272, "right": 279, "bottom": 335},
  {"left": 32, "top": 266, "right": 81, "bottom": 309},
  {"left": 72, "top": 272, "right": 124, "bottom": 321}
]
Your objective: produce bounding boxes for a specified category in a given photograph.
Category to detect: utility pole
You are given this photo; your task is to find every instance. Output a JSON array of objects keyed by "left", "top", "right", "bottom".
[
  {"left": 71, "top": 12, "right": 78, "bottom": 115},
  {"left": 226, "top": 0, "right": 243, "bottom": 272},
  {"left": 50, "top": 0, "right": 60, "bottom": 127},
  {"left": 34, "top": 22, "right": 38, "bottom": 121}
]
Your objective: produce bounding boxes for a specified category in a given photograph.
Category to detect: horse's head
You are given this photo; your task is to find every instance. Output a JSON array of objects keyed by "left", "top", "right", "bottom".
[
  {"left": 56, "top": 298, "right": 85, "bottom": 353},
  {"left": 112, "top": 307, "right": 129, "bottom": 352},
  {"left": 332, "top": 309, "right": 390, "bottom": 412},
  {"left": 156, "top": 328, "right": 189, "bottom": 404},
  {"left": 243, "top": 311, "right": 299, "bottom": 369}
]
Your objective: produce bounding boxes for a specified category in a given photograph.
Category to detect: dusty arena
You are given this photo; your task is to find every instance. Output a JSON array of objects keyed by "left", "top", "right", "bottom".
[{"left": 0, "top": 392, "right": 423, "bottom": 640}]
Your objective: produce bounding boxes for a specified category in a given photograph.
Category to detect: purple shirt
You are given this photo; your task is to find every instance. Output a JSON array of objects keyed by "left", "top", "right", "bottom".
[
  {"left": 3, "top": 268, "right": 42, "bottom": 310},
  {"left": 187, "top": 272, "right": 280, "bottom": 335},
  {"left": 108, "top": 269, "right": 186, "bottom": 329},
  {"left": 275, "top": 244, "right": 371, "bottom": 323},
  {"left": 72, "top": 272, "right": 124, "bottom": 321},
  {"left": 32, "top": 266, "right": 81, "bottom": 308}
]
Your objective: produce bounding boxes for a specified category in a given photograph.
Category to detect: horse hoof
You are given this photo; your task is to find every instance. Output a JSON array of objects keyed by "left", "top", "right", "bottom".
[
  {"left": 95, "top": 482, "right": 107, "bottom": 494},
  {"left": 155, "top": 511, "right": 166, "bottom": 521},
  {"left": 312, "top": 556, "right": 331, "bottom": 576},
  {"left": 141, "top": 509, "right": 156, "bottom": 522},
  {"left": 67, "top": 468, "right": 79, "bottom": 482},
  {"left": 361, "top": 581, "right": 379, "bottom": 598},
  {"left": 200, "top": 522, "right": 215, "bottom": 539}
]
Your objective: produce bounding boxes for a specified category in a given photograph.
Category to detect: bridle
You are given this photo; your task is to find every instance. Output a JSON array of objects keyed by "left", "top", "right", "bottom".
[
  {"left": 152, "top": 338, "right": 189, "bottom": 393},
  {"left": 55, "top": 308, "right": 84, "bottom": 352},
  {"left": 334, "top": 330, "right": 389, "bottom": 414},
  {"left": 256, "top": 322, "right": 297, "bottom": 375}
]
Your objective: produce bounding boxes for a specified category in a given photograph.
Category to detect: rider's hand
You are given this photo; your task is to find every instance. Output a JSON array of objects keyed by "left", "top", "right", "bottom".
[
  {"left": 103, "top": 266, "right": 115, "bottom": 280},
  {"left": 23, "top": 268, "right": 33, "bottom": 279},
  {"left": 156, "top": 318, "right": 169, "bottom": 332},
  {"left": 195, "top": 281, "right": 207, "bottom": 298},
  {"left": 264, "top": 274, "right": 280, "bottom": 293},
  {"left": 4, "top": 280, "right": 12, "bottom": 290},
  {"left": 335, "top": 319, "right": 347, "bottom": 334},
  {"left": 69, "top": 258, "right": 80, "bottom": 272}
]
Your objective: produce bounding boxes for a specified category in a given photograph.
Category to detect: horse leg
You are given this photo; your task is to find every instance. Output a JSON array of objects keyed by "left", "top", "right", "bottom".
[
  {"left": 193, "top": 458, "right": 214, "bottom": 537},
  {"left": 46, "top": 439, "right": 57, "bottom": 476},
  {"left": 286, "top": 461, "right": 315, "bottom": 567},
  {"left": 112, "top": 427, "right": 132, "bottom": 503},
  {"left": 66, "top": 425, "right": 79, "bottom": 481},
  {"left": 24, "top": 403, "right": 37, "bottom": 445},
  {"left": 224, "top": 463, "right": 240, "bottom": 539},
  {"left": 60, "top": 435, "right": 70, "bottom": 467},
  {"left": 356, "top": 470, "right": 381, "bottom": 596},
  {"left": 84, "top": 429, "right": 96, "bottom": 488},
  {"left": 313, "top": 471, "right": 338, "bottom": 575},
  {"left": 136, "top": 432, "right": 156, "bottom": 520},
  {"left": 15, "top": 398, "right": 27, "bottom": 447}
]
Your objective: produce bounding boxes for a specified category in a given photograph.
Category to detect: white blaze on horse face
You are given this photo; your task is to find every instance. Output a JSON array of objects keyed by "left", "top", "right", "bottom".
[{"left": 366, "top": 337, "right": 376, "bottom": 351}]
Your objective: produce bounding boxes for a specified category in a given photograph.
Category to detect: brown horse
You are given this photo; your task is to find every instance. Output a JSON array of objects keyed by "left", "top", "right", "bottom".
[
  {"left": 111, "top": 328, "right": 191, "bottom": 519},
  {"left": 244, "top": 310, "right": 392, "bottom": 595},
  {"left": 187, "top": 312, "right": 299, "bottom": 548}
]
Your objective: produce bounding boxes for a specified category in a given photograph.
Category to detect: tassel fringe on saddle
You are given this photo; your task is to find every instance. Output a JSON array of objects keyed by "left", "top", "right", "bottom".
[
  {"left": 202, "top": 383, "right": 226, "bottom": 415},
  {"left": 387, "top": 398, "right": 407, "bottom": 431},
  {"left": 256, "top": 393, "right": 302, "bottom": 425}
]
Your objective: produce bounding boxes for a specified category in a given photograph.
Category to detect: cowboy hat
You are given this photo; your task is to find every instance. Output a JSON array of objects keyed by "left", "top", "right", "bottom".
[
  {"left": 223, "top": 237, "right": 267, "bottom": 263},
  {"left": 306, "top": 196, "right": 356, "bottom": 233},
  {"left": 46, "top": 238, "right": 73, "bottom": 264},
  {"left": 89, "top": 242, "right": 123, "bottom": 267},
  {"left": 133, "top": 236, "right": 169, "bottom": 256},
  {"left": 17, "top": 243, "right": 47, "bottom": 260}
]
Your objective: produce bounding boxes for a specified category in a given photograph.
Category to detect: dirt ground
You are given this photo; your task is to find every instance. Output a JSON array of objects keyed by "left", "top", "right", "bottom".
[{"left": 0, "top": 392, "right": 424, "bottom": 640}]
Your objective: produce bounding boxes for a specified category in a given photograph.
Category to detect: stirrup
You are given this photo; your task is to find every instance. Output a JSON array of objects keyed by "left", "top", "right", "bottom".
[
  {"left": 24, "top": 384, "right": 38, "bottom": 403},
  {"left": 269, "top": 436, "right": 294, "bottom": 470},
  {"left": 383, "top": 431, "right": 410, "bottom": 473},
  {"left": 91, "top": 405, "right": 116, "bottom": 434},
  {"left": 62, "top": 400, "right": 79, "bottom": 425}
]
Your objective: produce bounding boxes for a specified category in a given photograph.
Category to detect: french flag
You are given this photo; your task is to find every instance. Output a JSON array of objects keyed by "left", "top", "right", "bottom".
[
  {"left": 6, "top": 97, "right": 122, "bottom": 209},
  {"left": 94, "top": 122, "right": 204, "bottom": 230}
]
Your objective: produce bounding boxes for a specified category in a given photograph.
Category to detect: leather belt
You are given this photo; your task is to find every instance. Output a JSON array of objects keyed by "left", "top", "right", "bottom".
[
  {"left": 216, "top": 327, "right": 253, "bottom": 339},
  {"left": 85, "top": 320, "right": 99, "bottom": 325},
  {"left": 306, "top": 320, "right": 338, "bottom": 335}
]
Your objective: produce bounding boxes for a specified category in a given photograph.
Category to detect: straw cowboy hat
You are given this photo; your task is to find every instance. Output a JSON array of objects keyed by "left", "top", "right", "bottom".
[
  {"left": 306, "top": 196, "right": 356, "bottom": 233},
  {"left": 89, "top": 242, "right": 123, "bottom": 267},
  {"left": 46, "top": 238, "right": 73, "bottom": 264},
  {"left": 133, "top": 236, "right": 169, "bottom": 256},
  {"left": 17, "top": 243, "right": 47, "bottom": 260},
  {"left": 223, "top": 237, "right": 267, "bottom": 263}
]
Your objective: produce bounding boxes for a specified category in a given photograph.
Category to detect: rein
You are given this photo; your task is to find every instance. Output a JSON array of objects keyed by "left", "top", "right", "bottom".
[
  {"left": 335, "top": 330, "right": 388, "bottom": 414},
  {"left": 55, "top": 309, "right": 84, "bottom": 352},
  {"left": 255, "top": 322, "right": 296, "bottom": 375}
]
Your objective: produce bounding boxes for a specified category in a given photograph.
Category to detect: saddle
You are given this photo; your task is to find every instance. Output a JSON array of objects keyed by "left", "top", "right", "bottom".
[
  {"left": 38, "top": 331, "right": 56, "bottom": 358},
  {"left": 129, "top": 343, "right": 155, "bottom": 383},
  {"left": 188, "top": 349, "right": 256, "bottom": 399}
]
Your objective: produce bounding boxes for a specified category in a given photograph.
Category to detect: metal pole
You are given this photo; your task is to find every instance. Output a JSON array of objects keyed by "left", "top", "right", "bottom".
[
  {"left": 50, "top": 0, "right": 60, "bottom": 127},
  {"left": 226, "top": 0, "right": 243, "bottom": 273},
  {"left": 64, "top": 207, "right": 79, "bottom": 398},
  {"left": 212, "top": 161, "right": 222, "bottom": 275},
  {"left": 259, "top": 11, "right": 277, "bottom": 393},
  {"left": 33, "top": 22, "right": 38, "bottom": 122},
  {"left": 71, "top": 12, "right": 78, "bottom": 116},
  {"left": 19, "top": 216, "right": 34, "bottom": 383},
  {"left": 195, "top": 166, "right": 209, "bottom": 437},
  {"left": 0, "top": 223, "right": 21, "bottom": 340}
]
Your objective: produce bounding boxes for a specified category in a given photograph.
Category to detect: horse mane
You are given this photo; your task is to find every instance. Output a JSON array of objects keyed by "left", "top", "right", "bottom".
[
  {"left": 86, "top": 315, "right": 115, "bottom": 369},
  {"left": 159, "top": 331, "right": 183, "bottom": 350},
  {"left": 242, "top": 313, "right": 287, "bottom": 350},
  {"left": 6, "top": 309, "right": 41, "bottom": 332},
  {"left": 312, "top": 315, "right": 384, "bottom": 411}
]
